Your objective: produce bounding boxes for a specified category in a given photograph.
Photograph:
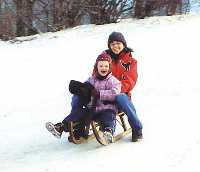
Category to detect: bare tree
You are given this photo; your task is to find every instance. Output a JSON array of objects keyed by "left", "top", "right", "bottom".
[
  {"left": 51, "top": 0, "right": 65, "bottom": 29},
  {"left": 134, "top": 0, "right": 189, "bottom": 18},
  {"left": 0, "top": 0, "right": 16, "bottom": 40},
  {"left": 13, "top": 0, "right": 25, "bottom": 36},
  {"left": 26, "top": 0, "right": 38, "bottom": 35},
  {"left": 64, "top": 0, "right": 84, "bottom": 27},
  {"left": 13, "top": 0, "right": 38, "bottom": 36},
  {"left": 32, "top": 0, "right": 55, "bottom": 32},
  {"left": 134, "top": 0, "right": 145, "bottom": 18},
  {"left": 36, "top": 0, "right": 86, "bottom": 31},
  {"left": 0, "top": 9, "right": 15, "bottom": 40},
  {"left": 0, "top": 0, "right": 2, "bottom": 14},
  {"left": 83, "top": 0, "right": 132, "bottom": 24},
  {"left": 0, "top": 0, "right": 192, "bottom": 41}
]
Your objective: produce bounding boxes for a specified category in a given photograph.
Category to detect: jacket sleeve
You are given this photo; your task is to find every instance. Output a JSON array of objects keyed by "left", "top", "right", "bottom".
[
  {"left": 100, "top": 78, "right": 121, "bottom": 101},
  {"left": 121, "top": 58, "right": 138, "bottom": 93}
]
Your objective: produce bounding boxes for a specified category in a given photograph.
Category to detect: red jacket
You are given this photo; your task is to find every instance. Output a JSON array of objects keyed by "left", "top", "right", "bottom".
[
  {"left": 93, "top": 49, "right": 138, "bottom": 97},
  {"left": 109, "top": 50, "right": 138, "bottom": 97}
]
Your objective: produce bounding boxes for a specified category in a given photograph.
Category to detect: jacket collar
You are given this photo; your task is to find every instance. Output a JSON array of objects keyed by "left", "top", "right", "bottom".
[
  {"left": 106, "top": 47, "right": 132, "bottom": 61},
  {"left": 95, "top": 72, "right": 112, "bottom": 80}
]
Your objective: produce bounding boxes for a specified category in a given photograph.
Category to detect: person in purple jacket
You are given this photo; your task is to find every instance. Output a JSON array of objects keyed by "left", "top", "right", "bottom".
[{"left": 46, "top": 52, "right": 121, "bottom": 143}]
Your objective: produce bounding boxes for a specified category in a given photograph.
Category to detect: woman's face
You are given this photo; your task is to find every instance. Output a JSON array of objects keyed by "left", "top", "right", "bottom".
[
  {"left": 110, "top": 41, "right": 124, "bottom": 54},
  {"left": 97, "top": 61, "right": 110, "bottom": 77}
]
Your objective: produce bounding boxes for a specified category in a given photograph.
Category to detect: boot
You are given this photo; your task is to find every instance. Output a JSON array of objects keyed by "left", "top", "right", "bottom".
[
  {"left": 68, "top": 122, "right": 88, "bottom": 142},
  {"left": 132, "top": 129, "right": 143, "bottom": 142},
  {"left": 99, "top": 127, "right": 114, "bottom": 144},
  {"left": 45, "top": 122, "right": 64, "bottom": 139},
  {"left": 103, "top": 128, "right": 114, "bottom": 143}
]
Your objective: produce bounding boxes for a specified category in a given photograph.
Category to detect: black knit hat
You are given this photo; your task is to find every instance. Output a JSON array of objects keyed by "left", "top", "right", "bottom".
[{"left": 108, "top": 32, "right": 127, "bottom": 48}]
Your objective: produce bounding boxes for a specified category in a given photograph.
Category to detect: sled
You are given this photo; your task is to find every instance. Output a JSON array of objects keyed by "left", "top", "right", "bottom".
[{"left": 68, "top": 112, "right": 132, "bottom": 145}]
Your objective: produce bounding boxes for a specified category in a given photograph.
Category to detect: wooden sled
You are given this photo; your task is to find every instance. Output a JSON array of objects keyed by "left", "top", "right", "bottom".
[{"left": 68, "top": 112, "right": 132, "bottom": 145}]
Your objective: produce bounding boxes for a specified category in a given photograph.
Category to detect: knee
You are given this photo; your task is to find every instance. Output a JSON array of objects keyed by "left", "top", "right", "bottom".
[
  {"left": 71, "top": 95, "right": 83, "bottom": 108},
  {"left": 115, "top": 93, "right": 129, "bottom": 103}
]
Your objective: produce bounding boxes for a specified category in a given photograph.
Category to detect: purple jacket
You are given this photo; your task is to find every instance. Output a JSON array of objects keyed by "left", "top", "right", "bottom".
[{"left": 87, "top": 73, "right": 121, "bottom": 113}]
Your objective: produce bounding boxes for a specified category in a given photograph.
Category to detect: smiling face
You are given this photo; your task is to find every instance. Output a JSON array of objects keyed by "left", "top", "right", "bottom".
[
  {"left": 109, "top": 41, "right": 124, "bottom": 54},
  {"left": 97, "top": 61, "right": 110, "bottom": 77}
]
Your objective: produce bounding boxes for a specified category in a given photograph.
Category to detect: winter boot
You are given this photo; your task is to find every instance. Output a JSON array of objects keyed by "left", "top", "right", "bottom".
[
  {"left": 68, "top": 123, "right": 88, "bottom": 142},
  {"left": 98, "top": 128, "right": 114, "bottom": 145},
  {"left": 45, "top": 122, "right": 64, "bottom": 139},
  {"left": 103, "top": 128, "right": 114, "bottom": 143},
  {"left": 132, "top": 129, "right": 143, "bottom": 142}
]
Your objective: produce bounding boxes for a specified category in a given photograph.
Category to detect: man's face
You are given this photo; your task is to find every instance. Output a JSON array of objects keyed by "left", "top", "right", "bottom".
[{"left": 110, "top": 41, "right": 124, "bottom": 54}]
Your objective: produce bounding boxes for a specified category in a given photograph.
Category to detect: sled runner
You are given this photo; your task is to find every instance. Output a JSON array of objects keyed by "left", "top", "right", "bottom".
[{"left": 68, "top": 112, "right": 132, "bottom": 145}]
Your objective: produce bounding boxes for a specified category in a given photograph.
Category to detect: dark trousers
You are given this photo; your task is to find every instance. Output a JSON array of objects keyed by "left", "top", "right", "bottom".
[
  {"left": 70, "top": 94, "right": 143, "bottom": 132},
  {"left": 93, "top": 109, "right": 116, "bottom": 134},
  {"left": 62, "top": 96, "right": 116, "bottom": 134}
]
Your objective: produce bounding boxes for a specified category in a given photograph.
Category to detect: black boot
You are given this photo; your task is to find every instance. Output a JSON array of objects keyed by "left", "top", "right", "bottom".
[
  {"left": 54, "top": 122, "right": 64, "bottom": 134},
  {"left": 45, "top": 122, "right": 64, "bottom": 139},
  {"left": 132, "top": 129, "right": 143, "bottom": 142},
  {"left": 61, "top": 120, "right": 69, "bottom": 132},
  {"left": 68, "top": 123, "right": 88, "bottom": 142}
]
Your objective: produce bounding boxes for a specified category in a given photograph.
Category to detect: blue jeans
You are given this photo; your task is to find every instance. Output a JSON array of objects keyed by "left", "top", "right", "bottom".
[
  {"left": 62, "top": 96, "right": 85, "bottom": 122},
  {"left": 116, "top": 93, "right": 142, "bottom": 131},
  {"left": 62, "top": 95, "right": 87, "bottom": 132}
]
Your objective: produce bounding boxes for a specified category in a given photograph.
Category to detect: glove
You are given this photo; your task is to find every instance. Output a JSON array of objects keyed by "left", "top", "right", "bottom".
[
  {"left": 69, "top": 80, "right": 95, "bottom": 105},
  {"left": 69, "top": 80, "right": 86, "bottom": 96}
]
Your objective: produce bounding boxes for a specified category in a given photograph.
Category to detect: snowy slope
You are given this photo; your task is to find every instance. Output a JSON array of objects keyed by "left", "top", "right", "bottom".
[{"left": 1, "top": 13, "right": 200, "bottom": 172}]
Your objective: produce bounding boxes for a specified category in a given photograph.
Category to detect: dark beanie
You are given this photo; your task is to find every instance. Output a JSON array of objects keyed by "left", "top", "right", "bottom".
[{"left": 108, "top": 32, "right": 127, "bottom": 48}]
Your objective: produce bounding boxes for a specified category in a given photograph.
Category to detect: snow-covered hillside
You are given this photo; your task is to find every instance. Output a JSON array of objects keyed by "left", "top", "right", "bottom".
[{"left": 1, "top": 13, "right": 200, "bottom": 172}]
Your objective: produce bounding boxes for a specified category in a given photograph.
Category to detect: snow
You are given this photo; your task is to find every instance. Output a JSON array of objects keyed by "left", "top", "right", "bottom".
[{"left": 1, "top": 13, "right": 200, "bottom": 172}]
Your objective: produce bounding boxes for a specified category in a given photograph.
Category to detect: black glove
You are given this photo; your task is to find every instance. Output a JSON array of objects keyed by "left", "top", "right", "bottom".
[
  {"left": 69, "top": 80, "right": 94, "bottom": 105},
  {"left": 69, "top": 80, "right": 93, "bottom": 96},
  {"left": 69, "top": 80, "right": 84, "bottom": 96}
]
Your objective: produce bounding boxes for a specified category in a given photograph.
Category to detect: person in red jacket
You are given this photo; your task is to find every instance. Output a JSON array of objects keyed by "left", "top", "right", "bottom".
[{"left": 99, "top": 31, "right": 143, "bottom": 141}]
